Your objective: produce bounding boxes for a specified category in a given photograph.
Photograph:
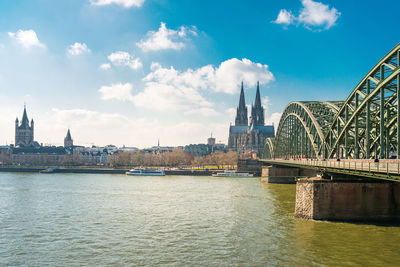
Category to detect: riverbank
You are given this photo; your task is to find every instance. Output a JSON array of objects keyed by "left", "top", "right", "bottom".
[{"left": 0, "top": 167, "right": 219, "bottom": 176}]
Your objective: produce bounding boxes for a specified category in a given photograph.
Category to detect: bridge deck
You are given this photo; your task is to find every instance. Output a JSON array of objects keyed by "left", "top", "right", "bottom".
[{"left": 260, "top": 159, "right": 400, "bottom": 182}]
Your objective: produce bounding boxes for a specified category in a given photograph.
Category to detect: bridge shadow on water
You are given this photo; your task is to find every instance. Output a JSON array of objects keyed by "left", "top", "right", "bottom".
[{"left": 317, "top": 218, "right": 400, "bottom": 227}]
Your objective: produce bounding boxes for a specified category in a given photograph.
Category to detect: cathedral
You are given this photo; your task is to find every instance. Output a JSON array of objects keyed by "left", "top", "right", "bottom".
[
  {"left": 15, "top": 105, "right": 35, "bottom": 147},
  {"left": 228, "top": 82, "right": 274, "bottom": 157}
]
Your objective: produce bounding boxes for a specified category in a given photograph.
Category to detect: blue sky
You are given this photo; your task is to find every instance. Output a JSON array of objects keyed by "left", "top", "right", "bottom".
[{"left": 0, "top": 0, "right": 398, "bottom": 147}]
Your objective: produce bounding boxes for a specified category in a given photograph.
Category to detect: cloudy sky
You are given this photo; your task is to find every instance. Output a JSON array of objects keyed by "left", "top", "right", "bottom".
[{"left": 0, "top": 0, "right": 398, "bottom": 147}]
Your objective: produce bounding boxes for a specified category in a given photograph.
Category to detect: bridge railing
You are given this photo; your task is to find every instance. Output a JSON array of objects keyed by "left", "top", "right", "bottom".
[{"left": 266, "top": 159, "right": 400, "bottom": 175}]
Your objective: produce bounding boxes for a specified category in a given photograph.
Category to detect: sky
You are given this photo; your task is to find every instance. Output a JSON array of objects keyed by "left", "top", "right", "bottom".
[{"left": 0, "top": 0, "right": 399, "bottom": 148}]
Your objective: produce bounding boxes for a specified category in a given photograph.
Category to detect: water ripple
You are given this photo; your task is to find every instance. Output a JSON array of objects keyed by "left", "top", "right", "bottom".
[{"left": 0, "top": 173, "right": 399, "bottom": 266}]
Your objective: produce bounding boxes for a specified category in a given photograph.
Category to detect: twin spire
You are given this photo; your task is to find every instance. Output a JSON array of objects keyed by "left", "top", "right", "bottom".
[{"left": 234, "top": 81, "right": 264, "bottom": 127}]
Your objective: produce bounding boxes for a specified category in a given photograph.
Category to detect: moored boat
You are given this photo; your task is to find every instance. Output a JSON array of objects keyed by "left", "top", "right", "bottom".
[
  {"left": 126, "top": 168, "right": 165, "bottom": 176},
  {"left": 212, "top": 170, "right": 253, "bottom": 178},
  {"left": 39, "top": 167, "right": 56, "bottom": 173}
]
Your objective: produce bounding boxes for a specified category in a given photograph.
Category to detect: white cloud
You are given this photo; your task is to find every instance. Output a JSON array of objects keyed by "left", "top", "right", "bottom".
[
  {"left": 132, "top": 82, "right": 212, "bottom": 112},
  {"left": 67, "top": 42, "right": 91, "bottom": 56},
  {"left": 44, "top": 108, "right": 135, "bottom": 146},
  {"left": 8, "top": 29, "right": 45, "bottom": 49},
  {"left": 98, "top": 58, "right": 273, "bottom": 117},
  {"left": 99, "top": 63, "right": 111, "bottom": 70},
  {"left": 262, "top": 96, "right": 269, "bottom": 107},
  {"left": 273, "top": 9, "right": 294, "bottom": 25},
  {"left": 265, "top": 112, "right": 282, "bottom": 132},
  {"left": 137, "top": 22, "right": 197, "bottom": 52},
  {"left": 41, "top": 108, "right": 228, "bottom": 147},
  {"left": 97, "top": 65, "right": 215, "bottom": 113},
  {"left": 107, "top": 51, "right": 142, "bottom": 70},
  {"left": 184, "top": 107, "right": 219, "bottom": 117},
  {"left": 90, "top": 0, "right": 145, "bottom": 8},
  {"left": 215, "top": 58, "right": 274, "bottom": 94},
  {"left": 298, "top": 0, "right": 340, "bottom": 29},
  {"left": 261, "top": 96, "right": 281, "bottom": 130},
  {"left": 226, "top": 108, "right": 236, "bottom": 121},
  {"left": 98, "top": 82, "right": 134, "bottom": 101},
  {"left": 128, "top": 62, "right": 214, "bottom": 112},
  {"left": 273, "top": 0, "right": 340, "bottom": 30}
]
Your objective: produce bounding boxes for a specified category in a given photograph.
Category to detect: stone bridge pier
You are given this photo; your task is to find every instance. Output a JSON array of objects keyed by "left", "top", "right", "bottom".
[
  {"left": 261, "top": 165, "right": 317, "bottom": 184},
  {"left": 295, "top": 177, "right": 400, "bottom": 222}
]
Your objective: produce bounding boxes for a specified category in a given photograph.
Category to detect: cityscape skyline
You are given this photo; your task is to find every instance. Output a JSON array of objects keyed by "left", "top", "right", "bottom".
[
  {"left": 0, "top": 0, "right": 399, "bottom": 147},
  {"left": 9, "top": 104, "right": 226, "bottom": 148}
]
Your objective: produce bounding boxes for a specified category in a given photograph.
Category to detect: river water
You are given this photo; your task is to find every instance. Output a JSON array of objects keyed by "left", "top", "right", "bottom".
[{"left": 0, "top": 172, "right": 399, "bottom": 266}]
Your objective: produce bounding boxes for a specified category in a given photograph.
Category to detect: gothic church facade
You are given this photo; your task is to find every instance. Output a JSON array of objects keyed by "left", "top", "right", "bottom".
[{"left": 228, "top": 82, "right": 274, "bottom": 157}]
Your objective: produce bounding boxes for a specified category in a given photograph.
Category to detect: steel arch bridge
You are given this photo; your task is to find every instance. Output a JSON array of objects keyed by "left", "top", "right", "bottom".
[{"left": 263, "top": 43, "right": 400, "bottom": 160}]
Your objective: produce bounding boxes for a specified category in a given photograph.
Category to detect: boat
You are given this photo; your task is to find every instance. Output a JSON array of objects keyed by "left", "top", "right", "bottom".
[
  {"left": 212, "top": 170, "right": 253, "bottom": 178},
  {"left": 126, "top": 168, "right": 165, "bottom": 176},
  {"left": 39, "top": 167, "right": 56, "bottom": 173}
]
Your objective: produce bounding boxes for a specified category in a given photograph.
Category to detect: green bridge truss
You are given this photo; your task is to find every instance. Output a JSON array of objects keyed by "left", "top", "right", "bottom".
[{"left": 263, "top": 43, "right": 400, "bottom": 160}]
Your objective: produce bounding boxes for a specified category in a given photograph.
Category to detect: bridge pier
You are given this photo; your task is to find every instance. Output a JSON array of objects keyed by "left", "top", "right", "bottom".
[
  {"left": 295, "top": 178, "right": 400, "bottom": 222},
  {"left": 261, "top": 165, "right": 317, "bottom": 184}
]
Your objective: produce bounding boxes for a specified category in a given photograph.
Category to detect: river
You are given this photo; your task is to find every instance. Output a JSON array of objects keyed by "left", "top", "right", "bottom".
[{"left": 0, "top": 172, "right": 399, "bottom": 266}]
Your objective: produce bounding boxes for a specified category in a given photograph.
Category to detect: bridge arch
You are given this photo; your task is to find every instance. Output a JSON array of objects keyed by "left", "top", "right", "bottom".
[
  {"left": 263, "top": 43, "right": 400, "bottom": 160},
  {"left": 263, "top": 137, "right": 274, "bottom": 159},
  {"left": 325, "top": 43, "right": 400, "bottom": 159},
  {"left": 272, "top": 101, "right": 327, "bottom": 159}
]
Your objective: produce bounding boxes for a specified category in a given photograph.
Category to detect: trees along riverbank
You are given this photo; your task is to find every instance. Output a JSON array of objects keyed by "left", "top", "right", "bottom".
[{"left": 108, "top": 149, "right": 238, "bottom": 169}]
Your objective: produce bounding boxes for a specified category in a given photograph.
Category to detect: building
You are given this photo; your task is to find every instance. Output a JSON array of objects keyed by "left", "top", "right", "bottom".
[
  {"left": 184, "top": 143, "right": 227, "bottom": 157},
  {"left": 11, "top": 146, "right": 70, "bottom": 165},
  {"left": 64, "top": 129, "right": 73, "bottom": 147},
  {"left": 207, "top": 133, "right": 216, "bottom": 146},
  {"left": 15, "top": 106, "right": 34, "bottom": 147},
  {"left": 7, "top": 107, "right": 117, "bottom": 166},
  {"left": 228, "top": 82, "right": 274, "bottom": 157}
]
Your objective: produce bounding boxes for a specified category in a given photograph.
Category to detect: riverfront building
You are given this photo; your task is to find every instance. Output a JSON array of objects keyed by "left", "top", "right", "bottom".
[
  {"left": 4, "top": 106, "right": 113, "bottom": 166},
  {"left": 228, "top": 82, "right": 274, "bottom": 157}
]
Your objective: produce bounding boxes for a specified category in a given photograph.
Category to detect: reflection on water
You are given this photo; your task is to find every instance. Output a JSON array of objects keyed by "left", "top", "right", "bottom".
[{"left": 0, "top": 173, "right": 399, "bottom": 266}]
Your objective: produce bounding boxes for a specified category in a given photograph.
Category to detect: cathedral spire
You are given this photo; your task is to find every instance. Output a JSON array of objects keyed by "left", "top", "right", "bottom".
[
  {"left": 235, "top": 81, "right": 248, "bottom": 126},
  {"left": 239, "top": 81, "right": 246, "bottom": 109},
  {"left": 251, "top": 82, "right": 264, "bottom": 126},
  {"left": 255, "top": 81, "right": 261, "bottom": 108}
]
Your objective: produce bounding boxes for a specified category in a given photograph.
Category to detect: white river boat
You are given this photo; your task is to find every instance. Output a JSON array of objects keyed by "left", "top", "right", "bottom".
[
  {"left": 126, "top": 168, "right": 165, "bottom": 176},
  {"left": 212, "top": 170, "right": 253, "bottom": 178}
]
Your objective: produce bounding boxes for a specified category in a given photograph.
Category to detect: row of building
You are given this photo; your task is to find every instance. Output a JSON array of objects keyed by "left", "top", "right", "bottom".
[
  {"left": 0, "top": 106, "right": 125, "bottom": 165},
  {"left": 0, "top": 106, "right": 228, "bottom": 166}
]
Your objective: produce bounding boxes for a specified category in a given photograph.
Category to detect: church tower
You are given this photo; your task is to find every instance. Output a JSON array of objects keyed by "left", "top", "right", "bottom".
[
  {"left": 234, "top": 82, "right": 248, "bottom": 126},
  {"left": 250, "top": 81, "right": 264, "bottom": 126},
  {"left": 15, "top": 105, "right": 34, "bottom": 147},
  {"left": 64, "top": 129, "right": 73, "bottom": 147}
]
